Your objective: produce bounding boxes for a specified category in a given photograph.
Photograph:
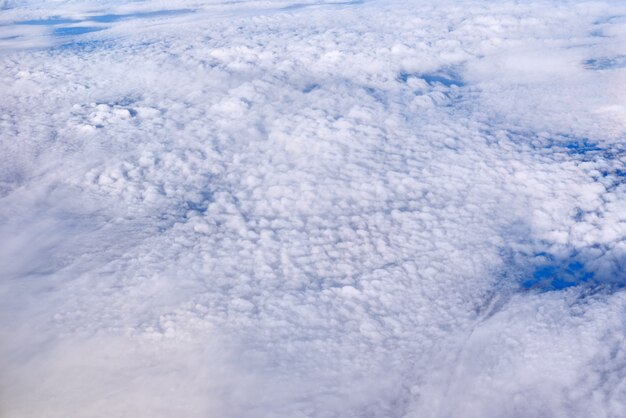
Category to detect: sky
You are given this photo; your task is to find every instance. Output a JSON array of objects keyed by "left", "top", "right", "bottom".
[{"left": 0, "top": 0, "right": 626, "bottom": 417}]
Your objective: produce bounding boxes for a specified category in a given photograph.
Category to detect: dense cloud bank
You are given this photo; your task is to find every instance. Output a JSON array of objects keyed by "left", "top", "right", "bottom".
[{"left": 1, "top": 0, "right": 625, "bottom": 417}]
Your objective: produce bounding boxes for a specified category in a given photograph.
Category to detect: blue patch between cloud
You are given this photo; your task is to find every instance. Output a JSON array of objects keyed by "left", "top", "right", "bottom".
[{"left": 521, "top": 257, "right": 595, "bottom": 291}]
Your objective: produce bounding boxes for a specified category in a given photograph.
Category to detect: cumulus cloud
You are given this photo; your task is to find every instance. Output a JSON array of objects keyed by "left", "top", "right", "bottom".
[{"left": 1, "top": 0, "right": 625, "bottom": 417}]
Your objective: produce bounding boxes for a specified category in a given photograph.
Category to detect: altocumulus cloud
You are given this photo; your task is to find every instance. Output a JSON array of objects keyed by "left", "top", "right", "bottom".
[{"left": 0, "top": 0, "right": 626, "bottom": 417}]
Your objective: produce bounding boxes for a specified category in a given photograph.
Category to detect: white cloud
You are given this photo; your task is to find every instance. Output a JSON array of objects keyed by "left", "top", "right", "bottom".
[{"left": 1, "top": 0, "right": 626, "bottom": 416}]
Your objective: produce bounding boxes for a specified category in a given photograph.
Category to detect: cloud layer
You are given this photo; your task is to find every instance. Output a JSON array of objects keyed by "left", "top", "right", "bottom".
[{"left": 1, "top": 0, "right": 625, "bottom": 417}]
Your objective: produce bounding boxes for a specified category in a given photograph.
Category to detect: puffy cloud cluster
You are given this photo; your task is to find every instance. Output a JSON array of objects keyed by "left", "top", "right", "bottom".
[{"left": 0, "top": 0, "right": 625, "bottom": 417}]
